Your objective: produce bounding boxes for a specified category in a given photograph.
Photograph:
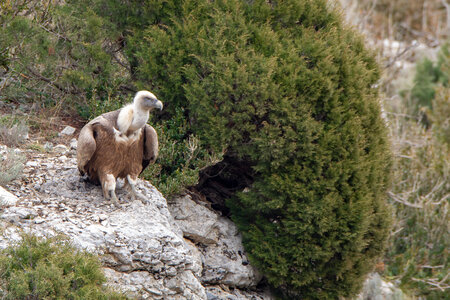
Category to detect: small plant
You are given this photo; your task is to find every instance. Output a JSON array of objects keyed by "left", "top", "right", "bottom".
[
  {"left": 0, "top": 233, "right": 127, "bottom": 299},
  {"left": 0, "top": 148, "right": 25, "bottom": 187},
  {"left": 0, "top": 118, "right": 29, "bottom": 147},
  {"left": 27, "top": 142, "right": 46, "bottom": 152},
  {"left": 142, "top": 112, "right": 223, "bottom": 197}
]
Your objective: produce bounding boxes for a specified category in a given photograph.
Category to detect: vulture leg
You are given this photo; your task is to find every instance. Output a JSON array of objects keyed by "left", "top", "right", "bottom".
[
  {"left": 126, "top": 175, "right": 147, "bottom": 202},
  {"left": 101, "top": 173, "right": 119, "bottom": 207}
]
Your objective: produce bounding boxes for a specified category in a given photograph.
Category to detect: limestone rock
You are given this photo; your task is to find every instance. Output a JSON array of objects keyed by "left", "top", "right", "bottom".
[
  {"left": 357, "top": 273, "right": 406, "bottom": 300},
  {"left": 0, "top": 186, "right": 19, "bottom": 207},
  {"left": 54, "top": 144, "right": 68, "bottom": 153},
  {"left": 169, "top": 195, "right": 262, "bottom": 288},
  {"left": 0, "top": 154, "right": 269, "bottom": 299},
  {"left": 69, "top": 138, "right": 77, "bottom": 150},
  {"left": 59, "top": 125, "right": 76, "bottom": 136}
]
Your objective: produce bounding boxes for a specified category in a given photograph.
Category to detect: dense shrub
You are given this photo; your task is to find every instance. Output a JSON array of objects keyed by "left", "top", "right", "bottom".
[
  {"left": 108, "top": 0, "right": 392, "bottom": 297},
  {"left": 0, "top": 234, "right": 126, "bottom": 299}
]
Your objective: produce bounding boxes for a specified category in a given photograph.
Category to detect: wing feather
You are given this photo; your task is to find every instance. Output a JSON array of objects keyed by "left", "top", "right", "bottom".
[
  {"left": 141, "top": 124, "right": 158, "bottom": 173},
  {"left": 77, "top": 122, "right": 97, "bottom": 175},
  {"left": 76, "top": 110, "right": 121, "bottom": 174}
]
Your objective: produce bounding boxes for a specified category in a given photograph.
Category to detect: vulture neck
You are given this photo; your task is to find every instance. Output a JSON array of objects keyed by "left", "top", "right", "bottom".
[{"left": 128, "top": 104, "right": 149, "bottom": 133}]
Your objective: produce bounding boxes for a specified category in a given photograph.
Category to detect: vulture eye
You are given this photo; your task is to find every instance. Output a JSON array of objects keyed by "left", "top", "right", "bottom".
[{"left": 146, "top": 97, "right": 156, "bottom": 103}]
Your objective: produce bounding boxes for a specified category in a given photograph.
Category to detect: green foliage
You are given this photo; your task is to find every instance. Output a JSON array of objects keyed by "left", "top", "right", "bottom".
[
  {"left": 114, "top": 0, "right": 392, "bottom": 297},
  {"left": 410, "top": 43, "right": 449, "bottom": 113},
  {"left": 142, "top": 108, "right": 223, "bottom": 196},
  {"left": 429, "top": 86, "right": 450, "bottom": 145},
  {"left": 0, "top": 0, "right": 126, "bottom": 118},
  {"left": 0, "top": 234, "right": 127, "bottom": 299}
]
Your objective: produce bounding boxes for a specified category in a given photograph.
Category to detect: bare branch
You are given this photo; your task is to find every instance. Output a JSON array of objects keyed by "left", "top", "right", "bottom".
[
  {"left": 442, "top": 0, "right": 450, "bottom": 32},
  {"left": 38, "top": 24, "right": 72, "bottom": 43},
  {"left": 17, "top": 64, "right": 80, "bottom": 95},
  {"left": 388, "top": 192, "right": 423, "bottom": 208},
  {"left": 384, "top": 42, "right": 419, "bottom": 68}
]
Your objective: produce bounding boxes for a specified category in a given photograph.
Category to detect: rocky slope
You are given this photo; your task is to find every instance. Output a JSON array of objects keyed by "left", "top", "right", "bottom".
[
  {"left": 0, "top": 126, "right": 405, "bottom": 299},
  {"left": 0, "top": 138, "right": 271, "bottom": 300}
]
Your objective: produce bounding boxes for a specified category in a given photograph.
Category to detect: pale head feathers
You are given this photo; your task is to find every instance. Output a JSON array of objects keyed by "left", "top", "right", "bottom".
[
  {"left": 134, "top": 90, "right": 163, "bottom": 111},
  {"left": 117, "top": 90, "right": 163, "bottom": 135}
]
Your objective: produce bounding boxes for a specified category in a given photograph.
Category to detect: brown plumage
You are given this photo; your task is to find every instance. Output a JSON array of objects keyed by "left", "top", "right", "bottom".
[{"left": 77, "top": 91, "right": 163, "bottom": 206}]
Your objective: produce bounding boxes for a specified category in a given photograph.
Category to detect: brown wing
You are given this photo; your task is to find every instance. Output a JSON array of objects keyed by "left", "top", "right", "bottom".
[
  {"left": 76, "top": 110, "right": 121, "bottom": 175},
  {"left": 141, "top": 124, "right": 158, "bottom": 173}
]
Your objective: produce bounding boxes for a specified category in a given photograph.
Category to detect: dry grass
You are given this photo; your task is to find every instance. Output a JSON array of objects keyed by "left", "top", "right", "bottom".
[
  {"left": 0, "top": 118, "right": 29, "bottom": 147},
  {"left": 339, "top": 0, "right": 449, "bottom": 43},
  {"left": 0, "top": 148, "right": 25, "bottom": 187}
]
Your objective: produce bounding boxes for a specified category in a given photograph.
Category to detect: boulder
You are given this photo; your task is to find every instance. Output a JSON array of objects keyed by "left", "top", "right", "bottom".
[
  {"left": 59, "top": 125, "right": 76, "bottom": 136},
  {"left": 0, "top": 186, "right": 19, "bottom": 207}
]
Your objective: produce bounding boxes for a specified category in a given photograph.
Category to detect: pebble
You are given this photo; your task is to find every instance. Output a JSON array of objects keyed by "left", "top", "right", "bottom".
[
  {"left": 54, "top": 144, "right": 68, "bottom": 153},
  {"left": 44, "top": 142, "right": 53, "bottom": 151},
  {"left": 34, "top": 217, "right": 45, "bottom": 224},
  {"left": 26, "top": 161, "right": 39, "bottom": 167},
  {"left": 59, "top": 126, "right": 76, "bottom": 136},
  {"left": 70, "top": 138, "right": 77, "bottom": 150}
]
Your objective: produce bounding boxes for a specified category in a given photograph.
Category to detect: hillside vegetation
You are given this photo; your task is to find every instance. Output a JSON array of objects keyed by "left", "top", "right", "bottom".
[{"left": 1, "top": 0, "right": 448, "bottom": 299}]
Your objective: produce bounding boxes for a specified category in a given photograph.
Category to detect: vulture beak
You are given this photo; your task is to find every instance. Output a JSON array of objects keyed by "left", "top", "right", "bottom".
[
  {"left": 155, "top": 100, "right": 163, "bottom": 111},
  {"left": 144, "top": 96, "right": 163, "bottom": 111}
]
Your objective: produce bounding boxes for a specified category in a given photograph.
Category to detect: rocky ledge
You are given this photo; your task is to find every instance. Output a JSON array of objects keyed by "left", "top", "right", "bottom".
[{"left": 0, "top": 143, "right": 271, "bottom": 299}]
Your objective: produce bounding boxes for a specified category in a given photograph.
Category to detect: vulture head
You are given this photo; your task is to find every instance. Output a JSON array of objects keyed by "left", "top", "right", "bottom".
[{"left": 134, "top": 90, "right": 163, "bottom": 111}]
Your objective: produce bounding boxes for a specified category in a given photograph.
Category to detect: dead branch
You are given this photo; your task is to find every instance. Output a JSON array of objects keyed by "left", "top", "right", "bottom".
[
  {"left": 19, "top": 64, "right": 80, "bottom": 95},
  {"left": 411, "top": 273, "right": 450, "bottom": 292},
  {"left": 384, "top": 41, "right": 419, "bottom": 68},
  {"left": 442, "top": 0, "right": 450, "bottom": 32},
  {"left": 38, "top": 24, "right": 72, "bottom": 43},
  {"left": 388, "top": 191, "right": 423, "bottom": 208}
]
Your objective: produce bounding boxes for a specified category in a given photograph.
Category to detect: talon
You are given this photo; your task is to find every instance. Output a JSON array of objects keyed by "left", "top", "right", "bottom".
[{"left": 109, "top": 190, "right": 120, "bottom": 207}]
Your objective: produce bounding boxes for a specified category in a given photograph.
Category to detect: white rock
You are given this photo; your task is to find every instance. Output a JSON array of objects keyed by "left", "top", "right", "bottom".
[
  {"left": 54, "top": 144, "right": 68, "bottom": 153},
  {"left": 26, "top": 161, "right": 39, "bottom": 168},
  {"left": 70, "top": 138, "right": 77, "bottom": 150},
  {"left": 34, "top": 217, "right": 45, "bottom": 224},
  {"left": 357, "top": 273, "right": 406, "bottom": 300},
  {"left": 59, "top": 126, "right": 76, "bottom": 136},
  {"left": 0, "top": 186, "right": 19, "bottom": 206},
  {"left": 169, "top": 195, "right": 261, "bottom": 288},
  {"left": 169, "top": 195, "right": 219, "bottom": 244},
  {"left": 3, "top": 206, "right": 37, "bottom": 220}
]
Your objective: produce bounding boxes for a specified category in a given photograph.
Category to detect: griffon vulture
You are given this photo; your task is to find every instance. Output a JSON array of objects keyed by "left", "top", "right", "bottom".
[{"left": 77, "top": 90, "right": 163, "bottom": 206}]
